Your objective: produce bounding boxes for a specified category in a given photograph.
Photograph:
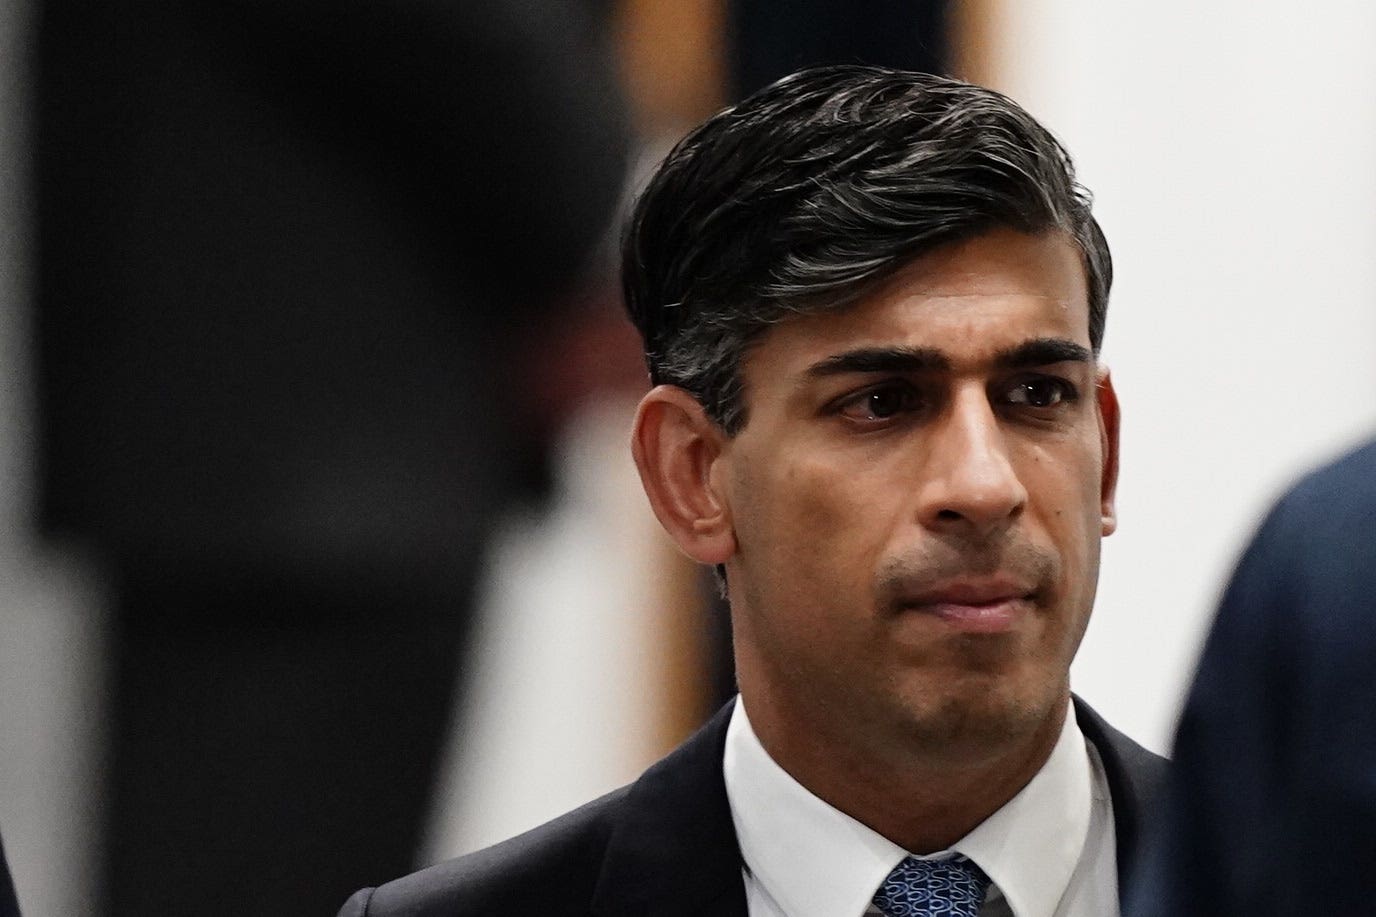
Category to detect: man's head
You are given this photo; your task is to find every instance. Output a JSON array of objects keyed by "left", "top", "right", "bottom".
[
  {"left": 626, "top": 66, "right": 1119, "bottom": 786},
  {"left": 623, "top": 65, "right": 1112, "bottom": 434}
]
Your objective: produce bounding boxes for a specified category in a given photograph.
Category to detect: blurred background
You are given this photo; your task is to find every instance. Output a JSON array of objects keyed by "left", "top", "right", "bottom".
[{"left": 1, "top": 1, "right": 1374, "bottom": 915}]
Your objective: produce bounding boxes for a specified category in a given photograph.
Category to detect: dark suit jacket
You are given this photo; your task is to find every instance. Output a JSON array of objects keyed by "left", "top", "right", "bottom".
[
  {"left": 341, "top": 696, "right": 1166, "bottom": 916},
  {"left": 1128, "top": 438, "right": 1376, "bottom": 917}
]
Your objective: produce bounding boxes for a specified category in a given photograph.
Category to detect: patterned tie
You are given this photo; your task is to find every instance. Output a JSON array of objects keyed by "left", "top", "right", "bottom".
[{"left": 871, "top": 854, "right": 991, "bottom": 917}]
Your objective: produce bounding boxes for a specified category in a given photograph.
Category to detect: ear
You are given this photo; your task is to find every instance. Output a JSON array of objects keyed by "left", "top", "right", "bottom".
[
  {"left": 631, "top": 385, "right": 737, "bottom": 565},
  {"left": 1095, "top": 366, "right": 1121, "bottom": 536}
]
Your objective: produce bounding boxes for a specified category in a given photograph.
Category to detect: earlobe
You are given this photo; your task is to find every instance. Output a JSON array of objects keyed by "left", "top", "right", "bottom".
[
  {"left": 631, "top": 385, "right": 738, "bottom": 565},
  {"left": 1096, "top": 368, "right": 1121, "bottom": 536}
]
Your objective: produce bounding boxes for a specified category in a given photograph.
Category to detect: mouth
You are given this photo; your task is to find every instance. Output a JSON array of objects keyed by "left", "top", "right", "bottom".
[{"left": 897, "top": 579, "right": 1036, "bottom": 634}]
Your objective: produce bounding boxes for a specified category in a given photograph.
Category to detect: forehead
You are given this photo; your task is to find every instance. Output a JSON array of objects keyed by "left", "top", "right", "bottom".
[{"left": 749, "top": 229, "right": 1092, "bottom": 376}]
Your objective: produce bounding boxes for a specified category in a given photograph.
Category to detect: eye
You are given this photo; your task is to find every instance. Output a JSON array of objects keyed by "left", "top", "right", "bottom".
[
  {"left": 836, "top": 381, "right": 924, "bottom": 422},
  {"left": 1004, "top": 376, "right": 1078, "bottom": 409}
]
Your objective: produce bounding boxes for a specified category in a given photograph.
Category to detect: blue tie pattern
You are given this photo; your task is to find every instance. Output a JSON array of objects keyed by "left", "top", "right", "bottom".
[{"left": 872, "top": 854, "right": 991, "bottom": 917}]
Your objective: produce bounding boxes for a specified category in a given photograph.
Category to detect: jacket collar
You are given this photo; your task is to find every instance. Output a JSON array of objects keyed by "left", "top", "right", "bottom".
[
  {"left": 1071, "top": 695, "right": 1169, "bottom": 907},
  {"left": 590, "top": 696, "right": 1166, "bottom": 917}
]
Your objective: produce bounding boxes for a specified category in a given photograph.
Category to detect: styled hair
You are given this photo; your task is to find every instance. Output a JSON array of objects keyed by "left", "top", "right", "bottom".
[{"left": 622, "top": 65, "right": 1112, "bottom": 434}]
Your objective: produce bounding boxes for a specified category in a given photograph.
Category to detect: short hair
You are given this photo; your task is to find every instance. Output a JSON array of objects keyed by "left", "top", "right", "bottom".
[{"left": 622, "top": 65, "right": 1112, "bottom": 434}]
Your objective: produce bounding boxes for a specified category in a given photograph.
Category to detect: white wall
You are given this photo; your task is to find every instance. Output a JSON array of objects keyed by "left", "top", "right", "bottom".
[{"left": 983, "top": 1, "right": 1376, "bottom": 752}]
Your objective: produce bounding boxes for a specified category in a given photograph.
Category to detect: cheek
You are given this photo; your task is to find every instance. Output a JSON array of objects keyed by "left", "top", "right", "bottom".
[
  {"left": 1026, "top": 431, "right": 1102, "bottom": 501},
  {"left": 736, "top": 454, "right": 881, "bottom": 590},
  {"left": 792, "top": 447, "right": 889, "bottom": 524},
  {"left": 784, "top": 463, "right": 846, "bottom": 534},
  {"left": 1023, "top": 441, "right": 1103, "bottom": 547},
  {"left": 1027, "top": 440, "right": 1105, "bottom": 602}
]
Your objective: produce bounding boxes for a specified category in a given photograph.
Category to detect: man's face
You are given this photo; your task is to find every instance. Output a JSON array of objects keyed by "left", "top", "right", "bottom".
[{"left": 717, "top": 228, "right": 1118, "bottom": 761}]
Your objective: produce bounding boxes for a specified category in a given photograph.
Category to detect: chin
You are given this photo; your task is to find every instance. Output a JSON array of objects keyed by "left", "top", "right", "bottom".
[{"left": 892, "top": 676, "right": 1064, "bottom": 758}]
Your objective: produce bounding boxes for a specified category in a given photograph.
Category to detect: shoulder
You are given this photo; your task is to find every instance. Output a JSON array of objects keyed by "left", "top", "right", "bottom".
[
  {"left": 337, "top": 700, "right": 743, "bottom": 917},
  {"left": 1218, "top": 438, "right": 1376, "bottom": 649},
  {"left": 1284, "top": 437, "right": 1376, "bottom": 513},
  {"left": 338, "top": 785, "right": 631, "bottom": 917},
  {"left": 1252, "top": 438, "right": 1376, "bottom": 563}
]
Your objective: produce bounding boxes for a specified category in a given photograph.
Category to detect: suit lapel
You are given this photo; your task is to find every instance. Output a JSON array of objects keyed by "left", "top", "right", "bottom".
[
  {"left": 591, "top": 701, "right": 748, "bottom": 917},
  {"left": 1072, "top": 695, "right": 1169, "bottom": 909}
]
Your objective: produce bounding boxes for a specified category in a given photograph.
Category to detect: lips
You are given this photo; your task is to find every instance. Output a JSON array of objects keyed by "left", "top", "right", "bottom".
[{"left": 897, "top": 579, "right": 1035, "bottom": 633}]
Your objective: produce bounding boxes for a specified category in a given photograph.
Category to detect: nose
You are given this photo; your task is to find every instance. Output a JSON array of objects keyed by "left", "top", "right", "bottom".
[{"left": 915, "top": 387, "right": 1027, "bottom": 537}]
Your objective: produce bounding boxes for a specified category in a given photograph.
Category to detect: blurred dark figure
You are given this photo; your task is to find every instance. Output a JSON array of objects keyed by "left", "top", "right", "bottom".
[
  {"left": 1128, "top": 439, "right": 1376, "bottom": 917},
  {"left": 33, "top": 2, "right": 627, "bottom": 914},
  {"left": 0, "top": 833, "right": 18, "bottom": 917},
  {"left": 728, "top": 0, "right": 948, "bottom": 97}
]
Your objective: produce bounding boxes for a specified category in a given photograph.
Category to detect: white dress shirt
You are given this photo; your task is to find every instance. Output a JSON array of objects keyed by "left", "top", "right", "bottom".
[{"left": 722, "top": 698, "right": 1118, "bottom": 917}]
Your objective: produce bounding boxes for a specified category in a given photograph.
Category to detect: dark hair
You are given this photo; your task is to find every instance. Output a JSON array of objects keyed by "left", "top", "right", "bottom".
[{"left": 622, "top": 65, "right": 1112, "bottom": 434}]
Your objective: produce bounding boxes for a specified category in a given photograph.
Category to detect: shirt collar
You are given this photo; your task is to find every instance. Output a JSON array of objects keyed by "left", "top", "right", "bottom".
[
  {"left": 723, "top": 697, "right": 1093, "bottom": 917},
  {"left": 951, "top": 700, "right": 1094, "bottom": 917}
]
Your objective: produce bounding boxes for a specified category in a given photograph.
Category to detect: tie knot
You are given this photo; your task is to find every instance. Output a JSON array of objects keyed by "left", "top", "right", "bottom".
[{"left": 872, "top": 854, "right": 991, "bottom": 917}]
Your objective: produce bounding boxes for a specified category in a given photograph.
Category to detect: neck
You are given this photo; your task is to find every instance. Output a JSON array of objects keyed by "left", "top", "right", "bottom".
[{"left": 740, "top": 687, "right": 1068, "bottom": 854}]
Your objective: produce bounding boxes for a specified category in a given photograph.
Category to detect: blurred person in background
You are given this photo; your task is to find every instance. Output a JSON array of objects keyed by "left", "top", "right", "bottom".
[
  {"left": 1128, "top": 438, "right": 1376, "bottom": 917},
  {"left": 33, "top": 1, "right": 628, "bottom": 914},
  {"left": 340, "top": 65, "right": 1166, "bottom": 917}
]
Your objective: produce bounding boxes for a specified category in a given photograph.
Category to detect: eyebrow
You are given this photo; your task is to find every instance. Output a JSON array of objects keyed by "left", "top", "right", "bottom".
[
  {"left": 805, "top": 346, "right": 950, "bottom": 377},
  {"left": 992, "top": 338, "right": 1094, "bottom": 368},
  {"left": 804, "top": 337, "right": 1092, "bottom": 378}
]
